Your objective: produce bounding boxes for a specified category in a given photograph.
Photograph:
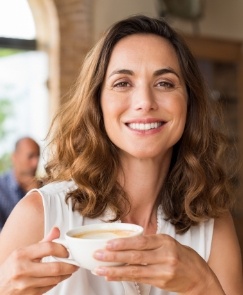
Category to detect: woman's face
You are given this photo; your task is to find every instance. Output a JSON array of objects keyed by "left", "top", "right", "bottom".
[{"left": 101, "top": 33, "right": 188, "bottom": 160}]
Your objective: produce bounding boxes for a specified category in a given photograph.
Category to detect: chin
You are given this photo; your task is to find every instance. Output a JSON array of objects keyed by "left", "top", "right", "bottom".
[{"left": 121, "top": 149, "right": 165, "bottom": 161}]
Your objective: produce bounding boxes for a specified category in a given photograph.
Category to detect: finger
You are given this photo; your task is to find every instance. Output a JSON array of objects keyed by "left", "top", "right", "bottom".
[
  {"left": 10, "top": 276, "right": 71, "bottom": 295},
  {"left": 30, "top": 261, "right": 78, "bottom": 278},
  {"left": 12, "top": 241, "right": 70, "bottom": 262},
  {"left": 105, "top": 234, "right": 167, "bottom": 251},
  {"left": 94, "top": 263, "right": 168, "bottom": 289},
  {"left": 7, "top": 258, "right": 77, "bottom": 294},
  {"left": 106, "top": 235, "right": 158, "bottom": 250},
  {"left": 10, "top": 256, "right": 78, "bottom": 280},
  {"left": 96, "top": 263, "right": 184, "bottom": 292},
  {"left": 94, "top": 248, "right": 155, "bottom": 266},
  {"left": 94, "top": 264, "right": 153, "bottom": 282},
  {"left": 41, "top": 227, "right": 60, "bottom": 243},
  {"left": 18, "top": 272, "right": 73, "bottom": 288},
  {"left": 94, "top": 236, "right": 179, "bottom": 266}
]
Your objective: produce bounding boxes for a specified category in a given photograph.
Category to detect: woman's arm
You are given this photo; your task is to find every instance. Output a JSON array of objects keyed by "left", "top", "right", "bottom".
[
  {"left": 208, "top": 212, "right": 243, "bottom": 294},
  {"left": 0, "top": 192, "right": 78, "bottom": 295},
  {"left": 0, "top": 192, "right": 44, "bottom": 259}
]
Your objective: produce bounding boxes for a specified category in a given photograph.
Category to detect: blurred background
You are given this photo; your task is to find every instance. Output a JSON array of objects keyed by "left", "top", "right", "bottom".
[{"left": 0, "top": 0, "right": 243, "bottom": 262}]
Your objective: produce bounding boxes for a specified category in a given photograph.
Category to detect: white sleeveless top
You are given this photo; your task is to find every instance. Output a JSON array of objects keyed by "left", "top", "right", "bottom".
[{"left": 35, "top": 180, "right": 214, "bottom": 295}]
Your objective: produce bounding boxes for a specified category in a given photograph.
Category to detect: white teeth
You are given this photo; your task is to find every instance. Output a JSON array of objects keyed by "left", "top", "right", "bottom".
[{"left": 128, "top": 122, "right": 162, "bottom": 131}]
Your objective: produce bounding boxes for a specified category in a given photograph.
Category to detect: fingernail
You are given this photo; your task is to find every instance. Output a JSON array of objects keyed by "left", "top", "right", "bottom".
[
  {"left": 106, "top": 240, "right": 116, "bottom": 250},
  {"left": 93, "top": 250, "right": 105, "bottom": 260},
  {"left": 93, "top": 267, "right": 107, "bottom": 276}
]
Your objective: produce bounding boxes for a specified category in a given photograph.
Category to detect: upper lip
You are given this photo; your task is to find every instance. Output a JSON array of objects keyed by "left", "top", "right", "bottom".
[{"left": 124, "top": 118, "right": 166, "bottom": 124}]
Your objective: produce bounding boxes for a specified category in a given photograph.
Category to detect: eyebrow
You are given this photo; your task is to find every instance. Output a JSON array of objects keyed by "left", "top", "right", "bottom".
[
  {"left": 108, "top": 67, "right": 180, "bottom": 79},
  {"left": 153, "top": 67, "right": 180, "bottom": 79},
  {"left": 108, "top": 69, "right": 134, "bottom": 78}
]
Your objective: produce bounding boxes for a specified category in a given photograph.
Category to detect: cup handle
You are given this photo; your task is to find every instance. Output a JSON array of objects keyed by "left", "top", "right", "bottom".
[{"left": 51, "top": 238, "right": 80, "bottom": 266}]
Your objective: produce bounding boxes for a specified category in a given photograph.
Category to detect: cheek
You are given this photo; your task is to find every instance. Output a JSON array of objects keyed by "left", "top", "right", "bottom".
[
  {"left": 177, "top": 102, "right": 187, "bottom": 121},
  {"left": 101, "top": 98, "right": 117, "bottom": 135},
  {"left": 161, "top": 94, "right": 187, "bottom": 118},
  {"left": 176, "top": 105, "right": 187, "bottom": 131},
  {"left": 165, "top": 97, "right": 187, "bottom": 136},
  {"left": 102, "top": 106, "right": 115, "bottom": 128},
  {"left": 101, "top": 96, "right": 126, "bottom": 123},
  {"left": 172, "top": 92, "right": 187, "bottom": 114},
  {"left": 181, "top": 100, "right": 188, "bottom": 121}
]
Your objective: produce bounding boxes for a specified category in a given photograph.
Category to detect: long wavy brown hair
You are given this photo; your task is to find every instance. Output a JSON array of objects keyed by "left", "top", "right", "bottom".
[{"left": 44, "top": 15, "right": 236, "bottom": 233}]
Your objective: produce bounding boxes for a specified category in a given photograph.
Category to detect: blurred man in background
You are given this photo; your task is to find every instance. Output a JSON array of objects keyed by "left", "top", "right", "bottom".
[{"left": 0, "top": 137, "right": 42, "bottom": 229}]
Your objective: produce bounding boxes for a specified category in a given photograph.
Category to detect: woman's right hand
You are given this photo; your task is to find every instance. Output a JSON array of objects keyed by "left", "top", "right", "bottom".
[{"left": 0, "top": 227, "right": 78, "bottom": 295}]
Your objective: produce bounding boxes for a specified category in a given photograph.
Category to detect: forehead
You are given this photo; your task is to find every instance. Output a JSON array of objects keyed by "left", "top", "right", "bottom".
[
  {"left": 16, "top": 140, "right": 39, "bottom": 155},
  {"left": 106, "top": 33, "right": 181, "bottom": 73}
]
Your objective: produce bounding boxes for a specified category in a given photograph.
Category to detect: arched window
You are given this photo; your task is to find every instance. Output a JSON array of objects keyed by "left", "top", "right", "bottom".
[{"left": 0, "top": 0, "right": 49, "bottom": 174}]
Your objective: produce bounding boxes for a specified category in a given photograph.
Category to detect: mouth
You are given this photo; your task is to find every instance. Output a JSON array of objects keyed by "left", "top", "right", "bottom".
[{"left": 126, "top": 121, "right": 164, "bottom": 131}]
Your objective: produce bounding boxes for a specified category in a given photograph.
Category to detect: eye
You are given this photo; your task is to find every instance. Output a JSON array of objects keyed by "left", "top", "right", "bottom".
[
  {"left": 113, "top": 81, "right": 131, "bottom": 88},
  {"left": 156, "top": 81, "right": 174, "bottom": 89}
]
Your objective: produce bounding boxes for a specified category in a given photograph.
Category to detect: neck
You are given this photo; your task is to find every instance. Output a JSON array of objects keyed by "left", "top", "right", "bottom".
[
  {"left": 119, "top": 152, "right": 171, "bottom": 234},
  {"left": 13, "top": 170, "right": 38, "bottom": 192}
]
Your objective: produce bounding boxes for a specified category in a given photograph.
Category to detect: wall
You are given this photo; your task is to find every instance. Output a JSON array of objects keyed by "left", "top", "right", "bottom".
[
  {"left": 170, "top": 0, "right": 243, "bottom": 40},
  {"left": 92, "top": 0, "right": 243, "bottom": 42},
  {"left": 53, "top": 0, "right": 93, "bottom": 104},
  {"left": 30, "top": 0, "right": 94, "bottom": 106},
  {"left": 28, "top": 0, "right": 60, "bottom": 117},
  {"left": 92, "top": 0, "right": 157, "bottom": 42}
]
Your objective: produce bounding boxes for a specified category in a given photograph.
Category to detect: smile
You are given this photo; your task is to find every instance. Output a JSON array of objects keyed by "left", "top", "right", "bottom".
[{"left": 127, "top": 122, "right": 163, "bottom": 131}]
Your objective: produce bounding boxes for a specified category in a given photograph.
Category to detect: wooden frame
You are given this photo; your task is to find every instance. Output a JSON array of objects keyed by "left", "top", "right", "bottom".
[{"left": 0, "top": 37, "right": 36, "bottom": 50}]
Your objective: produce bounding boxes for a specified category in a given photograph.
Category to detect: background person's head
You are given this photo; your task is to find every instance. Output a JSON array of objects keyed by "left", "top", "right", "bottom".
[{"left": 12, "top": 137, "right": 40, "bottom": 178}]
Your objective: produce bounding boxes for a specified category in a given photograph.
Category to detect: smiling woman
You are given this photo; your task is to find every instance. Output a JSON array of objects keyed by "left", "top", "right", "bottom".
[{"left": 0, "top": 14, "right": 242, "bottom": 295}]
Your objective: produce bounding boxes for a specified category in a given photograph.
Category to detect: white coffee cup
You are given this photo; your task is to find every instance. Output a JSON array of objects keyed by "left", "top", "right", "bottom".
[{"left": 53, "top": 223, "right": 144, "bottom": 271}]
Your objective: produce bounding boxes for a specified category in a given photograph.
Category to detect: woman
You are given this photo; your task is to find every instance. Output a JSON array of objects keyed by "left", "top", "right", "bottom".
[{"left": 0, "top": 15, "right": 242, "bottom": 295}]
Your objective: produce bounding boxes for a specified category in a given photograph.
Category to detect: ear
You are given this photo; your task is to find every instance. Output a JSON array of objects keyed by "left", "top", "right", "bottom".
[{"left": 11, "top": 152, "right": 16, "bottom": 164}]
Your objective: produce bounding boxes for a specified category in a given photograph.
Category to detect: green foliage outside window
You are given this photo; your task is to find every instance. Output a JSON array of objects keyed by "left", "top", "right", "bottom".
[
  {"left": 0, "top": 48, "right": 22, "bottom": 173},
  {"left": 0, "top": 48, "right": 28, "bottom": 173},
  {"left": 0, "top": 99, "right": 12, "bottom": 173},
  {"left": 0, "top": 49, "right": 24, "bottom": 58}
]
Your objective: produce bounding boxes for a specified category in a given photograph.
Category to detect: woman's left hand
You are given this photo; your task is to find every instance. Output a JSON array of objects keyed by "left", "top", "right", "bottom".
[{"left": 93, "top": 234, "right": 224, "bottom": 294}]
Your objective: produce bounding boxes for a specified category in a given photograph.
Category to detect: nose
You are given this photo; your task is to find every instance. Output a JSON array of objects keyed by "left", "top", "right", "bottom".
[{"left": 132, "top": 84, "right": 158, "bottom": 112}]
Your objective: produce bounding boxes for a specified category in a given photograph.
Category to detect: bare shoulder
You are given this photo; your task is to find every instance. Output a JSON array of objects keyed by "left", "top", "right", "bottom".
[
  {"left": 0, "top": 191, "right": 44, "bottom": 262},
  {"left": 208, "top": 212, "right": 243, "bottom": 294}
]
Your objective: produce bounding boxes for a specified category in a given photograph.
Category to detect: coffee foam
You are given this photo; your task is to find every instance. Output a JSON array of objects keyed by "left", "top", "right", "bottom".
[{"left": 72, "top": 229, "right": 135, "bottom": 239}]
